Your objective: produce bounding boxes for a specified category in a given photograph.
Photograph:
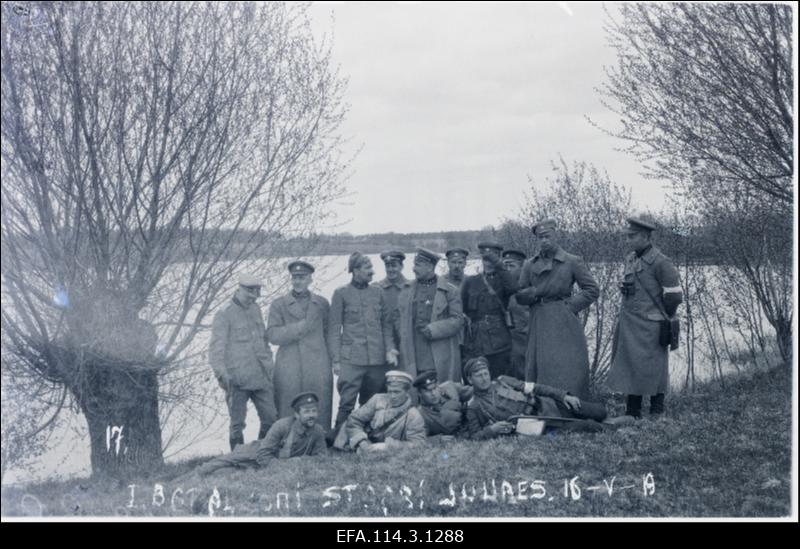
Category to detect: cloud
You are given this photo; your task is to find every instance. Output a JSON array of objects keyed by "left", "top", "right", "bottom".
[{"left": 308, "top": 2, "right": 668, "bottom": 233}]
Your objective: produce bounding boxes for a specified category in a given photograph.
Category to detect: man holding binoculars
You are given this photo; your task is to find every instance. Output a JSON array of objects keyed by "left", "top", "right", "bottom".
[
  {"left": 607, "top": 216, "right": 684, "bottom": 418},
  {"left": 460, "top": 241, "right": 521, "bottom": 380}
]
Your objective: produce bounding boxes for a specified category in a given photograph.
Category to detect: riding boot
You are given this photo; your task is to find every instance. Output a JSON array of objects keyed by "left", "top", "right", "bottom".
[{"left": 625, "top": 395, "right": 643, "bottom": 419}]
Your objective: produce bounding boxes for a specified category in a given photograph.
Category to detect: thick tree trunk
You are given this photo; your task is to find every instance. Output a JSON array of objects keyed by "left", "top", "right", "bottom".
[
  {"left": 775, "top": 322, "right": 792, "bottom": 365},
  {"left": 79, "top": 364, "right": 163, "bottom": 478}
]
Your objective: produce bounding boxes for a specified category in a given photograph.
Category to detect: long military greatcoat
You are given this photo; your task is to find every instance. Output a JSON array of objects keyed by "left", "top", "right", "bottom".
[
  {"left": 606, "top": 246, "right": 682, "bottom": 395},
  {"left": 267, "top": 292, "right": 333, "bottom": 430},
  {"left": 516, "top": 247, "right": 599, "bottom": 400},
  {"left": 395, "top": 277, "right": 463, "bottom": 381}
]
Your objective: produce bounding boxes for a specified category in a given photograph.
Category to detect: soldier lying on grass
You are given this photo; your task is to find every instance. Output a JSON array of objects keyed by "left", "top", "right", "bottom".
[
  {"left": 412, "top": 370, "right": 473, "bottom": 437},
  {"left": 463, "top": 356, "right": 631, "bottom": 439},
  {"left": 177, "top": 392, "right": 326, "bottom": 479}
]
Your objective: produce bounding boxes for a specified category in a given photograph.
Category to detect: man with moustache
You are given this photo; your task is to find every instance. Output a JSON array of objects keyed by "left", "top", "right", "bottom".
[
  {"left": 209, "top": 274, "right": 278, "bottom": 450},
  {"left": 516, "top": 220, "right": 599, "bottom": 400},
  {"left": 444, "top": 247, "right": 469, "bottom": 363},
  {"left": 191, "top": 392, "right": 326, "bottom": 477},
  {"left": 267, "top": 260, "right": 333, "bottom": 434},
  {"left": 388, "top": 248, "right": 463, "bottom": 382},
  {"left": 502, "top": 249, "right": 530, "bottom": 380},
  {"left": 444, "top": 248, "right": 469, "bottom": 290},
  {"left": 328, "top": 252, "right": 395, "bottom": 443},
  {"left": 460, "top": 242, "right": 520, "bottom": 379}
]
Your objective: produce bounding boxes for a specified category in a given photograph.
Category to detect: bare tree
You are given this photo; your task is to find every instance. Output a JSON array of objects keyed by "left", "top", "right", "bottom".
[
  {"left": 498, "top": 157, "right": 631, "bottom": 389},
  {"left": 596, "top": 3, "right": 793, "bottom": 209},
  {"left": 1, "top": 1, "right": 350, "bottom": 477},
  {"left": 596, "top": 3, "right": 793, "bottom": 363}
]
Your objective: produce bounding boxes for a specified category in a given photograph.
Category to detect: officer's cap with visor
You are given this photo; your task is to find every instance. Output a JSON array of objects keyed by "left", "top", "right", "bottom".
[
  {"left": 463, "top": 356, "right": 490, "bottom": 382},
  {"left": 414, "top": 248, "right": 440, "bottom": 266},
  {"left": 413, "top": 370, "right": 438, "bottom": 391},
  {"left": 291, "top": 392, "right": 319, "bottom": 411},
  {"left": 385, "top": 370, "right": 414, "bottom": 390}
]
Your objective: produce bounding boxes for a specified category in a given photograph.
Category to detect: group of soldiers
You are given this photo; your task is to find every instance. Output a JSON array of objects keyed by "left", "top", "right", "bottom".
[{"left": 194, "top": 216, "right": 683, "bottom": 476}]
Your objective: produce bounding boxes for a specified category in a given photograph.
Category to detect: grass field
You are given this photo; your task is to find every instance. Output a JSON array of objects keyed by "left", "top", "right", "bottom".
[{"left": 1, "top": 362, "right": 793, "bottom": 518}]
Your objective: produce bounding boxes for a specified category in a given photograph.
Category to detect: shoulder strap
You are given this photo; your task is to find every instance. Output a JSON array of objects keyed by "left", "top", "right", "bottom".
[
  {"left": 633, "top": 270, "right": 670, "bottom": 320},
  {"left": 480, "top": 272, "right": 509, "bottom": 316},
  {"left": 475, "top": 389, "right": 498, "bottom": 423},
  {"left": 278, "top": 423, "right": 296, "bottom": 459}
]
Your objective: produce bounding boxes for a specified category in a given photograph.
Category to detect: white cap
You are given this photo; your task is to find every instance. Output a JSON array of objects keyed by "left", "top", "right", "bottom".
[{"left": 238, "top": 274, "right": 262, "bottom": 287}]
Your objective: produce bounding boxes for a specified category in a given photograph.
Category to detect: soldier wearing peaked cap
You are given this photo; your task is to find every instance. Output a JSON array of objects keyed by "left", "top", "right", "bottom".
[
  {"left": 462, "top": 357, "right": 609, "bottom": 440},
  {"left": 477, "top": 242, "right": 504, "bottom": 254},
  {"left": 267, "top": 260, "right": 333, "bottom": 434},
  {"left": 502, "top": 249, "right": 530, "bottom": 380},
  {"left": 443, "top": 247, "right": 469, "bottom": 355},
  {"left": 516, "top": 219, "right": 599, "bottom": 399},
  {"left": 413, "top": 370, "right": 472, "bottom": 436},
  {"left": 461, "top": 242, "right": 520, "bottom": 379},
  {"left": 191, "top": 390, "right": 326, "bottom": 478},
  {"left": 607, "top": 216, "right": 683, "bottom": 418},
  {"left": 328, "top": 252, "right": 396, "bottom": 444},
  {"left": 374, "top": 250, "right": 411, "bottom": 371},
  {"left": 338, "top": 369, "right": 427, "bottom": 452},
  {"left": 288, "top": 260, "right": 315, "bottom": 275},
  {"left": 388, "top": 248, "right": 464, "bottom": 383},
  {"left": 209, "top": 275, "right": 277, "bottom": 450},
  {"left": 444, "top": 248, "right": 469, "bottom": 290},
  {"left": 291, "top": 391, "right": 319, "bottom": 409}
]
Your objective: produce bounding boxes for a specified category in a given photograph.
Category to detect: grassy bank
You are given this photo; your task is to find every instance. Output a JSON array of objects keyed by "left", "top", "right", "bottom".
[{"left": 1, "top": 362, "right": 792, "bottom": 518}]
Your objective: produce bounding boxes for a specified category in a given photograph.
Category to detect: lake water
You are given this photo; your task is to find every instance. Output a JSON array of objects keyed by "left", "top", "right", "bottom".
[{"left": 1, "top": 254, "right": 767, "bottom": 485}]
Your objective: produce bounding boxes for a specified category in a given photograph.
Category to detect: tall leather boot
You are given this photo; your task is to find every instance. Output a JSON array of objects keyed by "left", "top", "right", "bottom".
[
  {"left": 625, "top": 395, "right": 642, "bottom": 419},
  {"left": 650, "top": 393, "right": 665, "bottom": 416},
  {"left": 229, "top": 435, "right": 244, "bottom": 451}
]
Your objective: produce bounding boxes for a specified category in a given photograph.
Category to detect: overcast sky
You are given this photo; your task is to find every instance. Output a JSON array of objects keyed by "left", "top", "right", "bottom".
[{"left": 307, "top": 1, "right": 671, "bottom": 235}]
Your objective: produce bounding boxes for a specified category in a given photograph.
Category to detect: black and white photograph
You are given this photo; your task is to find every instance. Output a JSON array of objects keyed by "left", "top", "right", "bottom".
[{"left": 0, "top": 1, "right": 796, "bottom": 523}]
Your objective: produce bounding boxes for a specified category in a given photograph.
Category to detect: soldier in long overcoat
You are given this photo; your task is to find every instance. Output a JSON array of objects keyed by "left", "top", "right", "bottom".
[
  {"left": 267, "top": 261, "right": 333, "bottom": 432},
  {"left": 606, "top": 217, "right": 683, "bottom": 417},
  {"left": 389, "top": 248, "right": 463, "bottom": 382},
  {"left": 515, "top": 220, "right": 599, "bottom": 400}
]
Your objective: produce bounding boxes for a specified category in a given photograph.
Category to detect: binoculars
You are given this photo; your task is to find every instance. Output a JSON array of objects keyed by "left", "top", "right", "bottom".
[{"left": 619, "top": 280, "right": 636, "bottom": 296}]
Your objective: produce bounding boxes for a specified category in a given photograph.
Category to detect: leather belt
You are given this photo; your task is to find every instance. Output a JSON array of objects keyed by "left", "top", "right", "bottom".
[{"left": 532, "top": 296, "right": 567, "bottom": 305}]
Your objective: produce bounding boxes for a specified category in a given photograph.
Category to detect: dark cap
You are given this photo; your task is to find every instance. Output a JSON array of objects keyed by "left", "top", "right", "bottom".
[
  {"left": 288, "top": 260, "right": 315, "bottom": 275},
  {"left": 291, "top": 392, "right": 319, "bottom": 410},
  {"left": 348, "top": 252, "right": 371, "bottom": 273},
  {"left": 532, "top": 219, "right": 557, "bottom": 235},
  {"left": 626, "top": 216, "right": 657, "bottom": 234},
  {"left": 412, "top": 370, "right": 438, "bottom": 390},
  {"left": 380, "top": 250, "right": 406, "bottom": 263},
  {"left": 501, "top": 249, "right": 527, "bottom": 262},
  {"left": 477, "top": 242, "right": 503, "bottom": 254},
  {"left": 445, "top": 248, "right": 469, "bottom": 260},
  {"left": 464, "top": 356, "right": 490, "bottom": 380},
  {"left": 414, "top": 248, "right": 440, "bottom": 265}
]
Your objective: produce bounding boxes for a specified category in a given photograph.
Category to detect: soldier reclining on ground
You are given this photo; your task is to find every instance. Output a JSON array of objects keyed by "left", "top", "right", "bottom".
[{"left": 463, "top": 357, "right": 632, "bottom": 439}]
